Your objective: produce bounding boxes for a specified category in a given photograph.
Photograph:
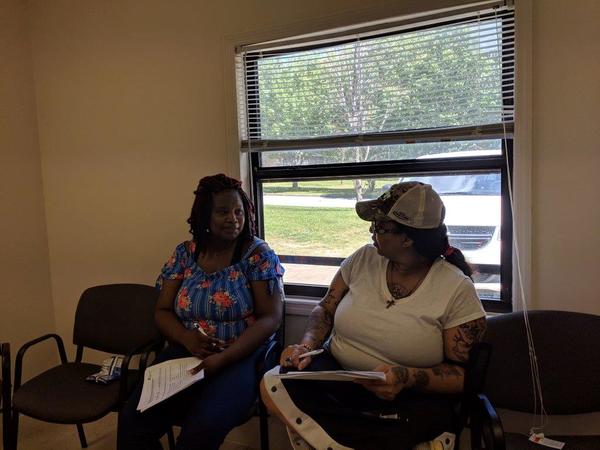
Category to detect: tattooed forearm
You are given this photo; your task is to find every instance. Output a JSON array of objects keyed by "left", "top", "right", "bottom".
[
  {"left": 302, "top": 276, "right": 347, "bottom": 347},
  {"left": 302, "top": 306, "right": 334, "bottom": 347},
  {"left": 319, "top": 286, "right": 344, "bottom": 311},
  {"left": 451, "top": 317, "right": 487, "bottom": 362},
  {"left": 432, "top": 364, "right": 464, "bottom": 379},
  {"left": 409, "top": 364, "right": 464, "bottom": 393},
  {"left": 413, "top": 370, "right": 429, "bottom": 390},
  {"left": 391, "top": 366, "right": 409, "bottom": 385}
]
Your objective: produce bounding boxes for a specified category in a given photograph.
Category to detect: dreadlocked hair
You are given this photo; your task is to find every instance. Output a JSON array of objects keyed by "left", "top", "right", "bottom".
[
  {"left": 395, "top": 223, "right": 473, "bottom": 278},
  {"left": 187, "top": 173, "right": 256, "bottom": 253}
]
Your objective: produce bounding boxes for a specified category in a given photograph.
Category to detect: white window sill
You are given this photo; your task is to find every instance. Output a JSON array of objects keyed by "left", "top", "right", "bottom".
[
  {"left": 284, "top": 296, "right": 319, "bottom": 316},
  {"left": 284, "top": 295, "right": 502, "bottom": 319}
]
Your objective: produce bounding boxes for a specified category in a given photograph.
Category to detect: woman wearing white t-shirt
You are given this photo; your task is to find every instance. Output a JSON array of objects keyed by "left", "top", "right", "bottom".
[{"left": 261, "top": 181, "right": 486, "bottom": 450}]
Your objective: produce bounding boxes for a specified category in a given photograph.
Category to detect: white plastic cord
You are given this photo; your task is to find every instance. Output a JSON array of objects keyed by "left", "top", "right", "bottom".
[{"left": 493, "top": 6, "right": 548, "bottom": 435}]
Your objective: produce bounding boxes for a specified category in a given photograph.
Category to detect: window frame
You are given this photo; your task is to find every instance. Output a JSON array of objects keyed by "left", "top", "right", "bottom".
[
  {"left": 251, "top": 145, "right": 513, "bottom": 313},
  {"left": 242, "top": 10, "right": 515, "bottom": 313}
]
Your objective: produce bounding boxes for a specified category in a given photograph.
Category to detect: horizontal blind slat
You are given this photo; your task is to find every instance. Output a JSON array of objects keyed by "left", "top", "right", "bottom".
[
  {"left": 238, "top": 6, "right": 514, "bottom": 152},
  {"left": 241, "top": 123, "right": 514, "bottom": 152}
]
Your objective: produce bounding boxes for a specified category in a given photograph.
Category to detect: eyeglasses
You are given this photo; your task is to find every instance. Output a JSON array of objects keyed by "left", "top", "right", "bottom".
[{"left": 369, "top": 224, "right": 403, "bottom": 235}]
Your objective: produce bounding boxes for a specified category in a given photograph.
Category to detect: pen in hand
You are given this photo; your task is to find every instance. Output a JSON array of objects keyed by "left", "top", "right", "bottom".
[
  {"left": 298, "top": 348, "right": 324, "bottom": 360},
  {"left": 195, "top": 324, "right": 224, "bottom": 350}
]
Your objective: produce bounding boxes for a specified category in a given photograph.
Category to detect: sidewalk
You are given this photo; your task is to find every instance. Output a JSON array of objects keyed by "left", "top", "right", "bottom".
[{"left": 263, "top": 194, "right": 356, "bottom": 208}]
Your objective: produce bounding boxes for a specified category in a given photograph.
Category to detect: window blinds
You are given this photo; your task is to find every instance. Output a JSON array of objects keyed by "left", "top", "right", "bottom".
[{"left": 236, "top": 1, "right": 514, "bottom": 152}]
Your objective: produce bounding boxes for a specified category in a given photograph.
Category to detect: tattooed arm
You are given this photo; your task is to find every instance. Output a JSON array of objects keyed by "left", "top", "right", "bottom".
[
  {"left": 280, "top": 270, "right": 348, "bottom": 370},
  {"left": 357, "top": 317, "right": 487, "bottom": 399}
]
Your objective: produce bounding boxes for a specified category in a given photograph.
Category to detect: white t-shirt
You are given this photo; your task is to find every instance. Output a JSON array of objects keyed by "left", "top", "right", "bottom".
[{"left": 328, "top": 245, "right": 485, "bottom": 371}]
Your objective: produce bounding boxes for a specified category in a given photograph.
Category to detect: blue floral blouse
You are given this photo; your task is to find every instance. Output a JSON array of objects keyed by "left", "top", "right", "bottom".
[{"left": 156, "top": 237, "right": 284, "bottom": 343}]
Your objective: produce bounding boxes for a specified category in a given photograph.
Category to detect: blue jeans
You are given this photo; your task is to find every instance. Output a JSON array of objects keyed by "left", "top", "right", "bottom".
[{"left": 117, "top": 343, "right": 265, "bottom": 450}]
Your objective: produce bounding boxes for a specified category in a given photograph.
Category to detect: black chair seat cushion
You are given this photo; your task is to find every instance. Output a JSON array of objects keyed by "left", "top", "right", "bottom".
[
  {"left": 505, "top": 432, "right": 600, "bottom": 450},
  {"left": 13, "top": 362, "right": 137, "bottom": 423}
]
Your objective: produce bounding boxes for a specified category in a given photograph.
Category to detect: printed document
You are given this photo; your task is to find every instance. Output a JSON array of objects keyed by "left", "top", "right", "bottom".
[
  {"left": 276, "top": 370, "right": 386, "bottom": 382},
  {"left": 137, "top": 357, "right": 204, "bottom": 412}
]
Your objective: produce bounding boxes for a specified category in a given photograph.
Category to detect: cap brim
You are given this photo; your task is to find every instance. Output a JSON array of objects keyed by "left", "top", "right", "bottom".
[{"left": 355, "top": 199, "right": 387, "bottom": 222}]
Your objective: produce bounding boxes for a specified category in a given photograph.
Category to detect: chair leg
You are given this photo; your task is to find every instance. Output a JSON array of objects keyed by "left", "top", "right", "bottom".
[
  {"left": 258, "top": 400, "right": 270, "bottom": 450},
  {"left": 11, "top": 410, "right": 19, "bottom": 450},
  {"left": 76, "top": 423, "right": 87, "bottom": 448},
  {"left": 166, "top": 427, "right": 176, "bottom": 450},
  {"left": 2, "top": 405, "right": 10, "bottom": 450}
]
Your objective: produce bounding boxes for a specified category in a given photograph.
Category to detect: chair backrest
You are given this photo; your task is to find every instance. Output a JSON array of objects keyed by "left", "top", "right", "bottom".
[
  {"left": 73, "top": 284, "right": 162, "bottom": 355},
  {"left": 482, "top": 310, "right": 600, "bottom": 414}
]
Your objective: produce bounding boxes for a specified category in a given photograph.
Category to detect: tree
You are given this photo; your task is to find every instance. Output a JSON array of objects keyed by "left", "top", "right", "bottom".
[{"left": 254, "top": 19, "right": 503, "bottom": 199}]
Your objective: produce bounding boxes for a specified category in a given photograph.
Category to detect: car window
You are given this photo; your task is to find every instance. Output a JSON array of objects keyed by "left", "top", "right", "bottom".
[{"left": 400, "top": 174, "right": 500, "bottom": 195}]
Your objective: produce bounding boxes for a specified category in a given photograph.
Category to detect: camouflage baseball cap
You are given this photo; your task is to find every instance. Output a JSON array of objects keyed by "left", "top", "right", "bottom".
[{"left": 355, "top": 181, "right": 445, "bottom": 229}]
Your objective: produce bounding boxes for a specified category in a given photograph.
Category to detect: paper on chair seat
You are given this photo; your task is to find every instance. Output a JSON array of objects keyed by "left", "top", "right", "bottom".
[
  {"left": 276, "top": 370, "right": 386, "bottom": 382},
  {"left": 137, "top": 357, "right": 204, "bottom": 412}
]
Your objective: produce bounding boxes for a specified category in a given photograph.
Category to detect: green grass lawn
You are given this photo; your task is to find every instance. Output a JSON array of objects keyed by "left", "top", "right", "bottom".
[
  {"left": 264, "top": 205, "right": 371, "bottom": 256},
  {"left": 263, "top": 178, "right": 397, "bottom": 199}
]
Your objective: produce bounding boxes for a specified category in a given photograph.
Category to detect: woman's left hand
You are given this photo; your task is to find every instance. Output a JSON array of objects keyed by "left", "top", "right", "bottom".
[
  {"left": 188, "top": 352, "right": 227, "bottom": 377},
  {"left": 355, "top": 364, "right": 413, "bottom": 401}
]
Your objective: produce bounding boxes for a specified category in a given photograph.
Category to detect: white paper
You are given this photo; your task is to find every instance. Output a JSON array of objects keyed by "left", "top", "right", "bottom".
[
  {"left": 136, "top": 357, "right": 204, "bottom": 412},
  {"left": 529, "top": 433, "right": 565, "bottom": 449},
  {"left": 276, "top": 370, "right": 386, "bottom": 382}
]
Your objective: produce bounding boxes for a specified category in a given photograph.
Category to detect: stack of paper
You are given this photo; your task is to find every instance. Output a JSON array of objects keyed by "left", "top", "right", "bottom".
[
  {"left": 276, "top": 370, "right": 386, "bottom": 382},
  {"left": 137, "top": 357, "right": 204, "bottom": 412}
]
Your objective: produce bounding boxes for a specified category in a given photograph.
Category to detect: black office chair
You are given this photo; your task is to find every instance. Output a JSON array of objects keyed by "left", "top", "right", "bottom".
[
  {"left": 11, "top": 284, "right": 163, "bottom": 449},
  {"left": 1, "top": 343, "right": 12, "bottom": 450},
  {"left": 472, "top": 310, "right": 600, "bottom": 450},
  {"left": 166, "top": 309, "right": 286, "bottom": 450},
  {"left": 459, "top": 342, "right": 492, "bottom": 449}
]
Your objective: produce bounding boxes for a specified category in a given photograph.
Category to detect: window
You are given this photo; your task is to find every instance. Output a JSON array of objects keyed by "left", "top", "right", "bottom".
[{"left": 236, "top": 2, "right": 514, "bottom": 312}]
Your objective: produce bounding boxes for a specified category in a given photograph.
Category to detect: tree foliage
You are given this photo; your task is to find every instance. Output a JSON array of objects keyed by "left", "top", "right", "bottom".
[{"left": 253, "top": 19, "right": 504, "bottom": 199}]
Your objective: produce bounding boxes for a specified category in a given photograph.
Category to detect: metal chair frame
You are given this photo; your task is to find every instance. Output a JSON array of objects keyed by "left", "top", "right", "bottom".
[
  {"left": 10, "top": 284, "right": 162, "bottom": 450},
  {"left": 471, "top": 310, "right": 600, "bottom": 450},
  {"left": 1, "top": 343, "right": 12, "bottom": 450}
]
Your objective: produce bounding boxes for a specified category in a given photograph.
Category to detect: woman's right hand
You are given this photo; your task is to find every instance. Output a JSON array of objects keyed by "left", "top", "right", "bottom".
[
  {"left": 180, "top": 329, "right": 225, "bottom": 358},
  {"left": 280, "top": 344, "right": 313, "bottom": 371}
]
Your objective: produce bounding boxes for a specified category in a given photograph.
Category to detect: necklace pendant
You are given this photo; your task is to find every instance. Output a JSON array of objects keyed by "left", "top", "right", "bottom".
[{"left": 385, "top": 299, "right": 395, "bottom": 309}]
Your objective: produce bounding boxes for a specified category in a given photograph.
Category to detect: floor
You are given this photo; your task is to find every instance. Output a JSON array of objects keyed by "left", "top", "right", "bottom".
[
  {"left": 1, "top": 413, "right": 477, "bottom": 449},
  {"left": 1, "top": 413, "right": 293, "bottom": 450}
]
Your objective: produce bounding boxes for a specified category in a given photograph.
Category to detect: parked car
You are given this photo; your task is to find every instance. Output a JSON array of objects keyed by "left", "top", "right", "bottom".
[{"left": 399, "top": 150, "right": 502, "bottom": 297}]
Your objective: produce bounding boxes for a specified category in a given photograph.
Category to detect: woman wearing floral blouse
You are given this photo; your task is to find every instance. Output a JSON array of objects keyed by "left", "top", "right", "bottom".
[{"left": 118, "top": 173, "right": 284, "bottom": 450}]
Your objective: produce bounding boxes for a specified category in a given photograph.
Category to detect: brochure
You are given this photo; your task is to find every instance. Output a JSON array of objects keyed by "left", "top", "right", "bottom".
[
  {"left": 276, "top": 370, "right": 386, "bottom": 382},
  {"left": 136, "top": 357, "right": 204, "bottom": 412}
]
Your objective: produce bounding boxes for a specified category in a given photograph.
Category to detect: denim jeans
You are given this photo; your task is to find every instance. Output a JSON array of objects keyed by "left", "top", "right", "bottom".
[{"left": 117, "top": 343, "right": 265, "bottom": 450}]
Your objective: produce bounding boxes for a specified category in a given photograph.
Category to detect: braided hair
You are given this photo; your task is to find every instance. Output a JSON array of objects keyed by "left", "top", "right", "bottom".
[
  {"left": 395, "top": 223, "right": 473, "bottom": 278},
  {"left": 187, "top": 174, "right": 256, "bottom": 254}
]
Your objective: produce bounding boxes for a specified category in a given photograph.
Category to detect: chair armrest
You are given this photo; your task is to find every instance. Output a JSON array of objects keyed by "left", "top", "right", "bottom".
[
  {"left": 471, "top": 393, "right": 505, "bottom": 450},
  {"left": 14, "top": 334, "right": 67, "bottom": 390},
  {"left": 261, "top": 337, "right": 281, "bottom": 374},
  {"left": 2, "top": 342, "right": 11, "bottom": 410},
  {"left": 2, "top": 343, "right": 12, "bottom": 450},
  {"left": 117, "top": 338, "right": 165, "bottom": 406}
]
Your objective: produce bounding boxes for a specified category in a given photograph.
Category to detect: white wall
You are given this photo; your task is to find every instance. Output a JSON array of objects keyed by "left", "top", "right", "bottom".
[
  {"left": 1, "top": 0, "right": 598, "bottom": 399},
  {"left": 0, "top": 0, "right": 56, "bottom": 376},
  {"left": 530, "top": 0, "right": 600, "bottom": 312},
  {"left": 25, "top": 0, "right": 482, "bottom": 344}
]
